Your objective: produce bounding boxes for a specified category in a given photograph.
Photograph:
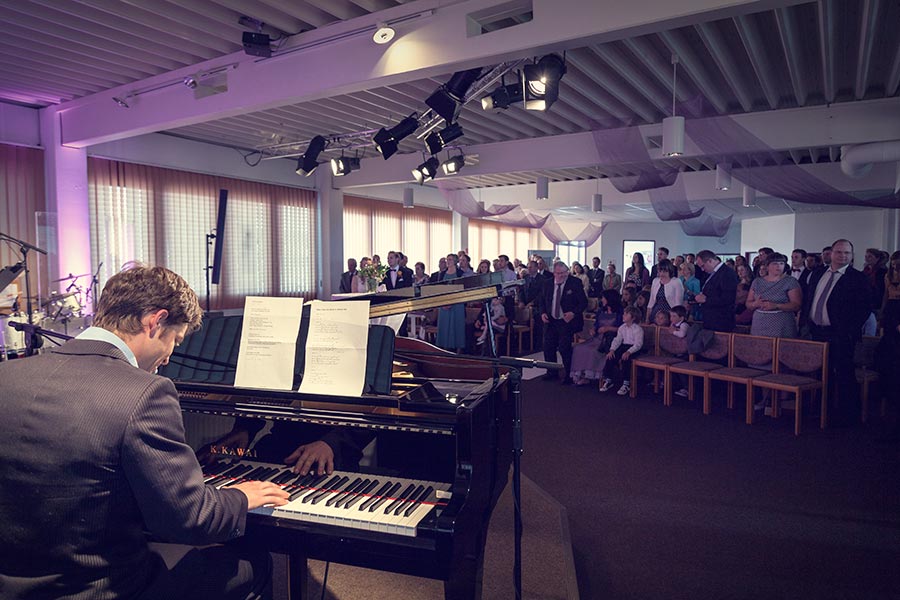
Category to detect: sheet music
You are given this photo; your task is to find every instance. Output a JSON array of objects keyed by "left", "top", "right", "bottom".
[
  {"left": 299, "top": 300, "right": 370, "bottom": 397},
  {"left": 369, "top": 313, "right": 406, "bottom": 334},
  {"left": 234, "top": 296, "right": 304, "bottom": 390}
]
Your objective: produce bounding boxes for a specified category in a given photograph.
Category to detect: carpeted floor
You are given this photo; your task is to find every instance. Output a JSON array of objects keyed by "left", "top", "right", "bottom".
[{"left": 520, "top": 375, "right": 900, "bottom": 600}]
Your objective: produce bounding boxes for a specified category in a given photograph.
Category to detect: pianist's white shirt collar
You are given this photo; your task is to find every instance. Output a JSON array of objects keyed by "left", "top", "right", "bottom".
[{"left": 77, "top": 326, "right": 139, "bottom": 369}]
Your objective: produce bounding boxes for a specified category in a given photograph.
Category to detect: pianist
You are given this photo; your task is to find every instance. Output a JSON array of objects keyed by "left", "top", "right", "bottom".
[{"left": 0, "top": 264, "right": 289, "bottom": 600}]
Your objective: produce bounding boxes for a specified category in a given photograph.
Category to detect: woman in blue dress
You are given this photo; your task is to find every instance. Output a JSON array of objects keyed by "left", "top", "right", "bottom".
[
  {"left": 435, "top": 254, "right": 467, "bottom": 352},
  {"left": 570, "top": 289, "right": 624, "bottom": 385}
]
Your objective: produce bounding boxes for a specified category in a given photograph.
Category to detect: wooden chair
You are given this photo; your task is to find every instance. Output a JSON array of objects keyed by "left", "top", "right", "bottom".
[
  {"left": 855, "top": 335, "right": 883, "bottom": 423},
  {"left": 630, "top": 326, "right": 688, "bottom": 399},
  {"left": 511, "top": 305, "right": 534, "bottom": 355},
  {"left": 706, "top": 334, "right": 775, "bottom": 422},
  {"left": 421, "top": 309, "right": 439, "bottom": 343},
  {"left": 750, "top": 338, "right": 828, "bottom": 435},
  {"left": 664, "top": 331, "right": 730, "bottom": 407}
]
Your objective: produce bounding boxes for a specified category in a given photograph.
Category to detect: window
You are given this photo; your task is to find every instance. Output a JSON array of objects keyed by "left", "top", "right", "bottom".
[
  {"left": 468, "top": 219, "right": 538, "bottom": 265},
  {"left": 343, "top": 196, "right": 452, "bottom": 273},
  {"left": 88, "top": 158, "right": 318, "bottom": 309},
  {"left": 555, "top": 241, "right": 586, "bottom": 267}
]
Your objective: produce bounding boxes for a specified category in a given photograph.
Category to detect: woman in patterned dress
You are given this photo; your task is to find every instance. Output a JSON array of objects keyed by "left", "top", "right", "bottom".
[
  {"left": 646, "top": 259, "right": 683, "bottom": 323},
  {"left": 745, "top": 253, "right": 802, "bottom": 338},
  {"left": 624, "top": 252, "right": 650, "bottom": 290},
  {"left": 570, "top": 289, "right": 623, "bottom": 385}
]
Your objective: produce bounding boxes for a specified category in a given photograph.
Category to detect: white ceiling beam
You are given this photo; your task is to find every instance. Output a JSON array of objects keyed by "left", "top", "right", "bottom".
[
  {"left": 694, "top": 22, "right": 754, "bottom": 112},
  {"left": 57, "top": 0, "right": 788, "bottom": 147},
  {"left": 334, "top": 97, "right": 900, "bottom": 187},
  {"left": 774, "top": 7, "right": 807, "bottom": 106},
  {"left": 816, "top": 0, "right": 836, "bottom": 103},
  {"left": 733, "top": 14, "right": 781, "bottom": 110},
  {"left": 854, "top": 0, "right": 880, "bottom": 100}
]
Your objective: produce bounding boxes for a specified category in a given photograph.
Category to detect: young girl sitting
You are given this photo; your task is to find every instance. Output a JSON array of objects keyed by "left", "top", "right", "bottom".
[
  {"left": 475, "top": 296, "right": 507, "bottom": 348},
  {"left": 600, "top": 306, "right": 644, "bottom": 396}
]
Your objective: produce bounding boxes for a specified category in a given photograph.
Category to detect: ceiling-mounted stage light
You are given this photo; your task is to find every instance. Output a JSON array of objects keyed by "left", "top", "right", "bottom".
[
  {"left": 373, "top": 22, "right": 395, "bottom": 44},
  {"left": 441, "top": 154, "right": 465, "bottom": 175},
  {"left": 742, "top": 185, "right": 757, "bottom": 207},
  {"left": 331, "top": 155, "right": 360, "bottom": 177},
  {"left": 373, "top": 115, "right": 419, "bottom": 160},
  {"left": 412, "top": 157, "right": 440, "bottom": 184},
  {"left": 242, "top": 32, "right": 272, "bottom": 58},
  {"left": 112, "top": 96, "right": 130, "bottom": 108},
  {"left": 425, "top": 123, "right": 464, "bottom": 155},
  {"left": 481, "top": 82, "right": 523, "bottom": 110},
  {"left": 662, "top": 54, "right": 684, "bottom": 157},
  {"left": 592, "top": 193, "right": 603, "bottom": 213},
  {"left": 403, "top": 187, "right": 414, "bottom": 208},
  {"left": 715, "top": 163, "right": 732, "bottom": 191},
  {"left": 523, "top": 54, "right": 567, "bottom": 111},
  {"left": 295, "top": 135, "right": 326, "bottom": 177},
  {"left": 536, "top": 176, "right": 549, "bottom": 200},
  {"left": 183, "top": 75, "right": 199, "bottom": 89},
  {"left": 426, "top": 68, "right": 482, "bottom": 123}
]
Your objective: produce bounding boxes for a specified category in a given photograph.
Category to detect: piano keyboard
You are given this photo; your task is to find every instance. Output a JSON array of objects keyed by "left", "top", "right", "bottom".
[{"left": 203, "top": 459, "right": 452, "bottom": 538}]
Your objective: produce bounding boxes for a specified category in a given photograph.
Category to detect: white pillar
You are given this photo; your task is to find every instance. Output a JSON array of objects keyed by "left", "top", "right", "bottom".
[
  {"left": 40, "top": 106, "right": 90, "bottom": 291},
  {"left": 315, "top": 168, "right": 344, "bottom": 299},
  {"left": 452, "top": 211, "right": 468, "bottom": 255}
]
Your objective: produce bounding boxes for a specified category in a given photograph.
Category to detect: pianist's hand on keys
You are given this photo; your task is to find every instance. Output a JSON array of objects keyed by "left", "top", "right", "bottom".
[{"left": 232, "top": 480, "right": 290, "bottom": 509}]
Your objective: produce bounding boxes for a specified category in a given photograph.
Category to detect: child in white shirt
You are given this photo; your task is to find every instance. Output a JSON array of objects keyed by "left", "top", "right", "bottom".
[{"left": 600, "top": 306, "right": 644, "bottom": 395}]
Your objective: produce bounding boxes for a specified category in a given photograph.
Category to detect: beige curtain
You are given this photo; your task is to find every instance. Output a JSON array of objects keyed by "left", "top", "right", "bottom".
[
  {"left": 0, "top": 144, "right": 46, "bottom": 306},
  {"left": 88, "top": 158, "right": 318, "bottom": 309}
]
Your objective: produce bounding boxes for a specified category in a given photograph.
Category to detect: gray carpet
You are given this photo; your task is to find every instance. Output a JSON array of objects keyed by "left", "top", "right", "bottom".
[{"left": 520, "top": 376, "right": 900, "bottom": 600}]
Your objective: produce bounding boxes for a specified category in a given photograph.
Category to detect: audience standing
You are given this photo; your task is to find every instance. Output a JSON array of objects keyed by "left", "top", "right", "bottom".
[
  {"left": 541, "top": 261, "right": 588, "bottom": 384},
  {"left": 646, "top": 259, "right": 683, "bottom": 323},
  {"left": 339, "top": 258, "right": 358, "bottom": 294},
  {"left": 694, "top": 250, "right": 739, "bottom": 332},
  {"left": 745, "top": 253, "right": 801, "bottom": 338},
  {"left": 625, "top": 252, "right": 650, "bottom": 290}
]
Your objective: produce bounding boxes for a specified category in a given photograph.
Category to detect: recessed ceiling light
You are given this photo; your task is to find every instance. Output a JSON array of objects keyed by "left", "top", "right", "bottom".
[{"left": 373, "top": 23, "right": 395, "bottom": 44}]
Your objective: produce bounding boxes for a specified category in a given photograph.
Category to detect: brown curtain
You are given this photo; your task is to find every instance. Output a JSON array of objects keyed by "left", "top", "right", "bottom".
[
  {"left": 0, "top": 144, "right": 46, "bottom": 308},
  {"left": 88, "top": 158, "right": 318, "bottom": 309}
]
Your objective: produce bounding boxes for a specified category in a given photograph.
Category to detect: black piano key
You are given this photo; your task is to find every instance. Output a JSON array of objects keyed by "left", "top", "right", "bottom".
[
  {"left": 383, "top": 484, "right": 416, "bottom": 515},
  {"left": 326, "top": 478, "right": 363, "bottom": 507},
  {"left": 394, "top": 485, "right": 425, "bottom": 516},
  {"left": 220, "top": 464, "right": 250, "bottom": 479},
  {"left": 301, "top": 474, "right": 338, "bottom": 502},
  {"left": 271, "top": 470, "right": 296, "bottom": 485},
  {"left": 404, "top": 486, "right": 434, "bottom": 517},
  {"left": 360, "top": 482, "right": 392, "bottom": 511},
  {"left": 242, "top": 466, "right": 269, "bottom": 481},
  {"left": 290, "top": 473, "right": 316, "bottom": 489},
  {"left": 335, "top": 478, "right": 372, "bottom": 509},
  {"left": 344, "top": 480, "right": 379, "bottom": 510},
  {"left": 310, "top": 476, "right": 350, "bottom": 505},
  {"left": 304, "top": 475, "right": 343, "bottom": 504},
  {"left": 368, "top": 483, "right": 401, "bottom": 512}
]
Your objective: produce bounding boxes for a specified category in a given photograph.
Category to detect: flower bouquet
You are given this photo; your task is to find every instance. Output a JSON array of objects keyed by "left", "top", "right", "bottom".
[{"left": 358, "top": 263, "right": 389, "bottom": 292}]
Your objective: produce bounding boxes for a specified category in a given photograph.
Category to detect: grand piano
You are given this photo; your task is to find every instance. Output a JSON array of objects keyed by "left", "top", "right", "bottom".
[{"left": 162, "top": 280, "right": 514, "bottom": 600}]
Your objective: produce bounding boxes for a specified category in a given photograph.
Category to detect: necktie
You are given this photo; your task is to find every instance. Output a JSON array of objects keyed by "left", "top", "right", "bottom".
[
  {"left": 391, "top": 269, "right": 397, "bottom": 285},
  {"left": 812, "top": 270, "right": 836, "bottom": 325},
  {"left": 553, "top": 283, "right": 563, "bottom": 319}
]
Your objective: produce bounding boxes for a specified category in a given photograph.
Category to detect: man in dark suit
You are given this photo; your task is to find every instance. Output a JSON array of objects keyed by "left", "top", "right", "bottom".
[
  {"left": 694, "top": 249, "right": 739, "bottom": 332},
  {"left": 0, "top": 265, "right": 289, "bottom": 600},
  {"left": 800, "top": 239, "right": 871, "bottom": 424},
  {"left": 382, "top": 250, "right": 413, "bottom": 290},
  {"left": 339, "top": 257, "right": 358, "bottom": 294},
  {"left": 541, "top": 261, "right": 588, "bottom": 384},
  {"left": 430, "top": 256, "right": 447, "bottom": 282},
  {"left": 649, "top": 247, "right": 670, "bottom": 281},
  {"left": 587, "top": 257, "right": 605, "bottom": 298}
]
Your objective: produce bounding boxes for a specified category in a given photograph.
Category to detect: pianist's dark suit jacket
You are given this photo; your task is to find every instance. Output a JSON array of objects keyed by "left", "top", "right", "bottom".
[
  {"left": 0, "top": 339, "right": 248, "bottom": 599},
  {"left": 699, "top": 264, "right": 739, "bottom": 332}
]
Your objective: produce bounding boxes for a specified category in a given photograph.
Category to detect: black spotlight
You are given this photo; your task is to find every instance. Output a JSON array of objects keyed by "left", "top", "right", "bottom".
[
  {"left": 424, "top": 123, "right": 464, "bottom": 155},
  {"left": 425, "top": 68, "right": 482, "bottom": 123},
  {"left": 441, "top": 154, "right": 465, "bottom": 175},
  {"left": 296, "top": 135, "right": 326, "bottom": 177},
  {"left": 481, "top": 82, "right": 523, "bottom": 110},
  {"left": 331, "top": 155, "right": 360, "bottom": 176},
  {"left": 412, "top": 157, "right": 440, "bottom": 184},
  {"left": 242, "top": 32, "right": 272, "bottom": 58},
  {"left": 523, "top": 54, "right": 567, "bottom": 111},
  {"left": 373, "top": 115, "right": 419, "bottom": 160}
]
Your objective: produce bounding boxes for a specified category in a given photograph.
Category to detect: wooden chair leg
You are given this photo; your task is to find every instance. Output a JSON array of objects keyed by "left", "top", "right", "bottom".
[
  {"left": 772, "top": 389, "right": 780, "bottom": 419},
  {"left": 702, "top": 376, "right": 712, "bottom": 415},
  {"left": 630, "top": 362, "right": 638, "bottom": 399},
  {"left": 820, "top": 387, "right": 828, "bottom": 430},
  {"left": 664, "top": 370, "right": 672, "bottom": 406},
  {"left": 746, "top": 384, "right": 754, "bottom": 425},
  {"left": 687, "top": 376, "right": 695, "bottom": 402},
  {"left": 726, "top": 383, "right": 734, "bottom": 410},
  {"left": 794, "top": 391, "right": 802, "bottom": 436},
  {"left": 652, "top": 371, "right": 659, "bottom": 394},
  {"left": 861, "top": 381, "right": 869, "bottom": 423}
]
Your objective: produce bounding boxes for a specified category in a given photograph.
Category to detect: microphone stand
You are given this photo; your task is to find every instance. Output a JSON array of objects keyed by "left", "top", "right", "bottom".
[
  {"left": 89, "top": 262, "right": 103, "bottom": 315},
  {"left": 0, "top": 231, "right": 48, "bottom": 356},
  {"left": 395, "top": 347, "right": 561, "bottom": 600},
  {"left": 204, "top": 231, "right": 215, "bottom": 313}
]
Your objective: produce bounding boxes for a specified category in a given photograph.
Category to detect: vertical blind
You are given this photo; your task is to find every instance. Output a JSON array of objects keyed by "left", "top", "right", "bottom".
[
  {"left": 0, "top": 144, "right": 46, "bottom": 303},
  {"left": 88, "top": 158, "right": 318, "bottom": 309},
  {"left": 468, "top": 218, "right": 540, "bottom": 265},
  {"left": 343, "top": 196, "right": 452, "bottom": 272}
]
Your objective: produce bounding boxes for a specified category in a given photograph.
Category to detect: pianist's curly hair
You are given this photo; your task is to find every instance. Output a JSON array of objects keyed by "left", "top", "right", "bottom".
[{"left": 93, "top": 263, "right": 203, "bottom": 335}]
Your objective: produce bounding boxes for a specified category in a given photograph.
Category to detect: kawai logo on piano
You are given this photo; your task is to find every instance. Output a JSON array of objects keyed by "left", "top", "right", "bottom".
[{"left": 209, "top": 446, "right": 258, "bottom": 458}]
